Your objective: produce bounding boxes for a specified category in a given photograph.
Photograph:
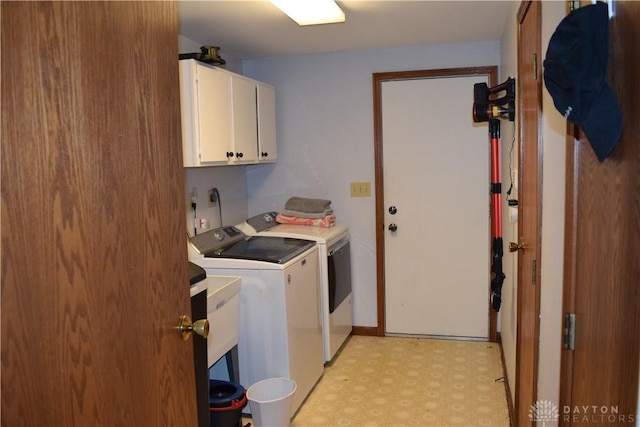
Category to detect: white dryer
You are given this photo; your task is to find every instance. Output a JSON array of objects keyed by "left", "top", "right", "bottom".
[
  {"left": 240, "top": 213, "right": 353, "bottom": 362},
  {"left": 188, "top": 226, "right": 323, "bottom": 416}
]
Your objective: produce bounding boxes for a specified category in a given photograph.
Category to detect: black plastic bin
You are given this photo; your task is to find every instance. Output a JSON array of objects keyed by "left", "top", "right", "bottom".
[{"left": 209, "top": 379, "right": 247, "bottom": 427}]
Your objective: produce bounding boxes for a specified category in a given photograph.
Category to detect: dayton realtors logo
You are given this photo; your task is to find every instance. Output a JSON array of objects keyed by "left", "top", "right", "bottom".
[
  {"left": 529, "top": 400, "right": 560, "bottom": 426},
  {"left": 529, "top": 400, "right": 636, "bottom": 424},
  {"left": 563, "top": 405, "right": 635, "bottom": 424}
]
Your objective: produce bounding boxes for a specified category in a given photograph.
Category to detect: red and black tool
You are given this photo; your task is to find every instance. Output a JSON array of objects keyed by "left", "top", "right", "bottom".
[{"left": 472, "top": 77, "right": 515, "bottom": 312}]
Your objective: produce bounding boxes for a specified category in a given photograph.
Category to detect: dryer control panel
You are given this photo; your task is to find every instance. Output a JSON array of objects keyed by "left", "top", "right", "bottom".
[{"left": 246, "top": 211, "right": 279, "bottom": 232}]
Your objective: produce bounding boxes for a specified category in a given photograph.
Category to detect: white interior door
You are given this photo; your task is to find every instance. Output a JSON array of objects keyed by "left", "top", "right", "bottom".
[{"left": 383, "top": 75, "right": 490, "bottom": 339}]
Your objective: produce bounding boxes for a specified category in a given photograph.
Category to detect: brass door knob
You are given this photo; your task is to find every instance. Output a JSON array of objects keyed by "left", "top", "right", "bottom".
[
  {"left": 177, "top": 315, "right": 209, "bottom": 341},
  {"left": 509, "top": 238, "right": 529, "bottom": 252}
]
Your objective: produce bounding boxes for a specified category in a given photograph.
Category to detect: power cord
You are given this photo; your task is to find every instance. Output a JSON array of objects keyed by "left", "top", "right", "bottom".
[
  {"left": 191, "top": 200, "right": 197, "bottom": 236},
  {"left": 210, "top": 187, "right": 223, "bottom": 227},
  {"left": 505, "top": 122, "right": 517, "bottom": 206}
]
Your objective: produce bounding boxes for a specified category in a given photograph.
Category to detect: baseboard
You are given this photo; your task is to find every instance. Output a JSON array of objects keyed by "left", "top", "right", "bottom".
[
  {"left": 496, "top": 332, "right": 515, "bottom": 426},
  {"left": 351, "top": 325, "right": 380, "bottom": 336}
]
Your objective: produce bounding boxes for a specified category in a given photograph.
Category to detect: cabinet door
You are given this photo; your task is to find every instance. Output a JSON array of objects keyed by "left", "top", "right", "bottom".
[
  {"left": 257, "top": 83, "right": 277, "bottom": 162},
  {"left": 197, "top": 65, "right": 232, "bottom": 164},
  {"left": 230, "top": 75, "right": 258, "bottom": 163}
]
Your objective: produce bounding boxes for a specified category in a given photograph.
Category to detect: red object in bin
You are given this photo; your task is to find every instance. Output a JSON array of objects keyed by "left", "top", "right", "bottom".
[{"left": 210, "top": 391, "right": 247, "bottom": 412}]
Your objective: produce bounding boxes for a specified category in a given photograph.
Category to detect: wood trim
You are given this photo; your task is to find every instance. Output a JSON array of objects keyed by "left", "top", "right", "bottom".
[
  {"left": 497, "top": 333, "right": 515, "bottom": 426},
  {"left": 517, "top": 0, "right": 532, "bottom": 24},
  {"left": 372, "top": 66, "right": 499, "bottom": 341},
  {"left": 372, "top": 72, "right": 385, "bottom": 337},
  {"left": 351, "top": 326, "right": 380, "bottom": 336}
]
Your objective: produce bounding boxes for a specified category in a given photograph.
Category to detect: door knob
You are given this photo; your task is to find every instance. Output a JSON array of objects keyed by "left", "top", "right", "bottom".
[
  {"left": 509, "top": 238, "right": 529, "bottom": 252},
  {"left": 388, "top": 223, "right": 398, "bottom": 232},
  {"left": 388, "top": 206, "right": 397, "bottom": 215},
  {"left": 177, "top": 315, "right": 209, "bottom": 341}
]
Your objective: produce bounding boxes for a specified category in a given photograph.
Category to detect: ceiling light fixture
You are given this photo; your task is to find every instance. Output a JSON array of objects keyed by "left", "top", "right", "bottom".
[{"left": 270, "top": 0, "right": 345, "bottom": 26}]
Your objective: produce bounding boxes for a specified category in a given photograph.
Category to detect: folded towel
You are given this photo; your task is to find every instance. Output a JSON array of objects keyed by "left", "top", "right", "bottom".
[
  {"left": 284, "top": 196, "right": 332, "bottom": 214},
  {"left": 282, "top": 208, "right": 334, "bottom": 219},
  {"left": 276, "top": 213, "right": 336, "bottom": 228}
]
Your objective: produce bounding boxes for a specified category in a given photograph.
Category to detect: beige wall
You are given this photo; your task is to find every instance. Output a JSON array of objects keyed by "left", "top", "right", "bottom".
[
  {"left": 499, "top": 1, "right": 568, "bottom": 423},
  {"left": 499, "top": 0, "right": 520, "bottom": 408},
  {"left": 538, "top": 0, "right": 567, "bottom": 420}
]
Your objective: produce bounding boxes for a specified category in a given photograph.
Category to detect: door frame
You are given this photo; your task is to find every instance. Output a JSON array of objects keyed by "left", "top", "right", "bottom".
[{"left": 371, "top": 66, "right": 498, "bottom": 342}]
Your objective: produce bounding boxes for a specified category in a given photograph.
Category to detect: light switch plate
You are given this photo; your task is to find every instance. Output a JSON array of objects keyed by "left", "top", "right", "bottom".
[{"left": 350, "top": 182, "right": 371, "bottom": 197}]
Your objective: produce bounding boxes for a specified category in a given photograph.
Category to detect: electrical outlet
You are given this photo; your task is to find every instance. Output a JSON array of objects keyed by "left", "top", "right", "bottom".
[
  {"left": 350, "top": 181, "right": 371, "bottom": 197},
  {"left": 208, "top": 190, "right": 217, "bottom": 207}
]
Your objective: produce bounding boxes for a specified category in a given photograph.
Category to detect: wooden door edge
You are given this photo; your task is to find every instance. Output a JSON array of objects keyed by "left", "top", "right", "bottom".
[
  {"left": 558, "top": 122, "right": 580, "bottom": 424},
  {"left": 514, "top": 0, "right": 542, "bottom": 424}
]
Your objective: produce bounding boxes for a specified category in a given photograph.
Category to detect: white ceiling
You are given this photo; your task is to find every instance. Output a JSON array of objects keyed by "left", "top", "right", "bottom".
[{"left": 178, "top": 1, "right": 515, "bottom": 60}]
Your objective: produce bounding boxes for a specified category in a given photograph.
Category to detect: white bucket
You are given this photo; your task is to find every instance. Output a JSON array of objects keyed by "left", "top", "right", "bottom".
[{"left": 246, "top": 377, "right": 297, "bottom": 427}]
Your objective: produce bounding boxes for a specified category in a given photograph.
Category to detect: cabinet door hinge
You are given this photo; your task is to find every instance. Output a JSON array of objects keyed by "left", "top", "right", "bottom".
[{"left": 564, "top": 313, "right": 576, "bottom": 351}]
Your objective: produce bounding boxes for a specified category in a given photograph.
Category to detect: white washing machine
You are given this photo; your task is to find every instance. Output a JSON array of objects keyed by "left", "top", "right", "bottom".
[
  {"left": 239, "top": 213, "right": 353, "bottom": 362},
  {"left": 188, "top": 226, "right": 323, "bottom": 417}
]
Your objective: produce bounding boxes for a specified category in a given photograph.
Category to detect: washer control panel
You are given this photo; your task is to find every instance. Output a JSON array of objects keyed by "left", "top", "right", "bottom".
[{"left": 189, "top": 226, "right": 245, "bottom": 255}]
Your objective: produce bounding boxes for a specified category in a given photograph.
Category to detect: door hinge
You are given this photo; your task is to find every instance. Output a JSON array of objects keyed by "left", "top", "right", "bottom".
[
  {"left": 533, "top": 53, "right": 538, "bottom": 80},
  {"left": 564, "top": 313, "right": 576, "bottom": 351},
  {"left": 531, "top": 259, "right": 537, "bottom": 284}
]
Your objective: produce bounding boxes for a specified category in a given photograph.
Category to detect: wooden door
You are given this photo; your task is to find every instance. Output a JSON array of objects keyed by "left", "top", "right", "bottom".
[
  {"left": 514, "top": 2, "right": 543, "bottom": 426},
  {"left": 1, "top": 2, "right": 198, "bottom": 426},
  {"left": 560, "top": 1, "right": 640, "bottom": 424},
  {"left": 373, "top": 67, "right": 498, "bottom": 341}
]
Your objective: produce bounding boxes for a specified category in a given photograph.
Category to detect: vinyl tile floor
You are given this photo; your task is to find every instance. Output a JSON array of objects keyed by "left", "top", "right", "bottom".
[
  {"left": 249, "top": 335, "right": 511, "bottom": 427},
  {"left": 242, "top": 335, "right": 510, "bottom": 427}
]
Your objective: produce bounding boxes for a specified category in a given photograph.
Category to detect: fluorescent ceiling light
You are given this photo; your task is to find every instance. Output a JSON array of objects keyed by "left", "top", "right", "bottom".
[{"left": 270, "top": 0, "right": 345, "bottom": 26}]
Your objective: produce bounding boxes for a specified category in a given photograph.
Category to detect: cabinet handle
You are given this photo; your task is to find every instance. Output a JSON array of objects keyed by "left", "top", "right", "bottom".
[
  {"left": 261, "top": 152, "right": 269, "bottom": 158},
  {"left": 236, "top": 152, "right": 243, "bottom": 158},
  {"left": 226, "top": 151, "right": 234, "bottom": 158}
]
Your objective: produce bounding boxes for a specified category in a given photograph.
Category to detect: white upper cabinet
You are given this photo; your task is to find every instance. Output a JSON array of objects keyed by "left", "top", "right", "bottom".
[
  {"left": 230, "top": 74, "right": 259, "bottom": 164},
  {"left": 179, "top": 60, "right": 232, "bottom": 166},
  {"left": 179, "top": 59, "right": 276, "bottom": 167},
  {"left": 257, "top": 83, "right": 277, "bottom": 163}
]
